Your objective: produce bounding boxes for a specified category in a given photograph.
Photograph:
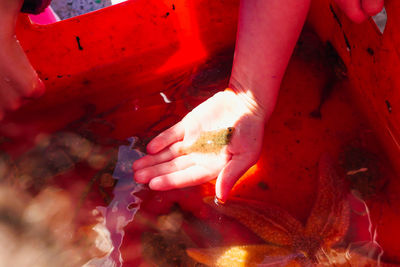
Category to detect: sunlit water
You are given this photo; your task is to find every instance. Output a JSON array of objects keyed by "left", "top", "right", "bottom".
[
  {"left": 0, "top": 132, "right": 390, "bottom": 267},
  {"left": 85, "top": 138, "right": 144, "bottom": 267},
  {"left": 0, "top": 34, "right": 395, "bottom": 264},
  {"left": 0, "top": 132, "right": 147, "bottom": 266}
]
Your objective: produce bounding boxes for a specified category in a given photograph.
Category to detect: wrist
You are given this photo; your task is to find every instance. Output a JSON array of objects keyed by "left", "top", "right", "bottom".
[{"left": 227, "top": 78, "right": 276, "bottom": 122}]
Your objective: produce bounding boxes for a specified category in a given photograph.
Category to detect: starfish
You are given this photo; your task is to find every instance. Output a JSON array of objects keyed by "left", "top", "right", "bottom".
[{"left": 187, "top": 154, "right": 397, "bottom": 266}]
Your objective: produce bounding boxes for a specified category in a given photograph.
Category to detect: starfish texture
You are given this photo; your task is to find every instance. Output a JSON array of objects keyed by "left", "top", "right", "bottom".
[{"left": 187, "top": 154, "right": 398, "bottom": 266}]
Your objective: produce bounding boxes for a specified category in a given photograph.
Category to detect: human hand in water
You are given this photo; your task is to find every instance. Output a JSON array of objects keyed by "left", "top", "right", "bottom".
[
  {"left": 334, "top": 0, "right": 384, "bottom": 23},
  {"left": 0, "top": 0, "right": 45, "bottom": 120},
  {"left": 133, "top": 89, "right": 266, "bottom": 201}
]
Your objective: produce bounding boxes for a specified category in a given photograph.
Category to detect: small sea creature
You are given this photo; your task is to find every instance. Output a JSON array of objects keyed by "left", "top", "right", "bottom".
[
  {"left": 181, "top": 127, "right": 234, "bottom": 154},
  {"left": 186, "top": 155, "right": 398, "bottom": 266}
]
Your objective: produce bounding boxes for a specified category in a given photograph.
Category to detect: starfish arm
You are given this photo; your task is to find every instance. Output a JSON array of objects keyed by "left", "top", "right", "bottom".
[
  {"left": 316, "top": 248, "right": 400, "bottom": 267},
  {"left": 305, "top": 154, "right": 350, "bottom": 247},
  {"left": 186, "top": 244, "right": 301, "bottom": 267},
  {"left": 204, "top": 196, "right": 303, "bottom": 246}
]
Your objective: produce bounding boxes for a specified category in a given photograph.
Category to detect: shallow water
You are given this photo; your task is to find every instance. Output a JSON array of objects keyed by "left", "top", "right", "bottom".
[
  {"left": 0, "top": 123, "right": 394, "bottom": 266},
  {"left": 85, "top": 138, "right": 144, "bottom": 267},
  {"left": 0, "top": 27, "right": 399, "bottom": 266}
]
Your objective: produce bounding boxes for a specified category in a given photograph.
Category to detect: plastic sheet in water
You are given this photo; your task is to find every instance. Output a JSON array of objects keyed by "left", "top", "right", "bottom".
[
  {"left": 84, "top": 138, "right": 144, "bottom": 267},
  {"left": 372, "top": 7, "right": 387, "bottom": 34}
]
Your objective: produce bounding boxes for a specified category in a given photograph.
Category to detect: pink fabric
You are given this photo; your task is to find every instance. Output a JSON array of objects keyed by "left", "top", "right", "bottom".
[{"left": 29, "top": 7, "right": 59, "bottom": 25}]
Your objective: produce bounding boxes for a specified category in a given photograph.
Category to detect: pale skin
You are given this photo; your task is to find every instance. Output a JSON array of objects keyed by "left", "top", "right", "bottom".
[
  {"left": 133, "top": 0, "right": 384, "bottom": 202},
  {"left": 0, "top": 0, "right": 384, "bottom": 200},
  {"left": 133, "top": 0, "right": 313, "bottom": 202},
  {"left": 0, "top": 0, "right": 44, "bottom": 120}
]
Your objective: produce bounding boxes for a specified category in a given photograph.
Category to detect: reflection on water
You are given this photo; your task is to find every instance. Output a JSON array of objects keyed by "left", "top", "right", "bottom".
[
  {"left": 185, "top": 155, "right": 386, "bottom": 267},
  {"left": 0, "top": 132, "right": 392, "bottom": 267},
  {"left": 0, "top": 130, "right": 395, "bottom": 267},
  {"left": 346, "top": 192, "right": 384, "bottom": 264},
  {"left": 85, "top": 138, "right": 144, "bottom": 267},
  {"left": 0, "top": 184, "right": 103, "bottom": 266},
  {"left": 2, "top": 21, "right": 398, "bottom": 264},
  {"left": 0, "top": 132, "right": 144, "bottom": 266},
  {"left": 184, "top": 192, "right": 386, "bottom": 267}
]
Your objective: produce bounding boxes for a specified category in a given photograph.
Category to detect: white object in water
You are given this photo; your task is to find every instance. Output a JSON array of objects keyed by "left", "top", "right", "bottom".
[{"left": 372, "top": 7, "right": 387, "bottom": 34}]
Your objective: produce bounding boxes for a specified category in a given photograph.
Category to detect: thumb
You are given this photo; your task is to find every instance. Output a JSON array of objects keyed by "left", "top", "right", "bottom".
[
  {"left": 334, "top": 0, "right": 368, "bottom": 23},
  {"left": 215, "top": 154, "right": 256, "bottom": 202},
  {"left": 361, "top": 0, "right": 384, "bottom": 16},
  {"left": 27, "top": 76, "right": 45, "bottom": 98}
]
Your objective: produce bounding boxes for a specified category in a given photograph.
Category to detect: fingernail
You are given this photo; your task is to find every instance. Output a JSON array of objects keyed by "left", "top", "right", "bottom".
[
  {"left": 149, "top": 178, "right": 161, "bottom": 189},
  {"left": 214, "top": 196, "right": 226, "bottom": 205},
  {"left": 146, "top": 143, "right": 157, "bottom": 154},
  {"left": 30, "top": 78, "right": 45, "bottom": 98},
  {"left": 132, "top": 161, "right": 140, "bottom": 170},
  {"left": 215, "top": 189, "right": 227, "bottom": 203},
  {"left": 134, "top": 170, "right": 146, "bottom": 183},
  {"left": 36, "top": 78, "right": 45, "bottom": 95}
]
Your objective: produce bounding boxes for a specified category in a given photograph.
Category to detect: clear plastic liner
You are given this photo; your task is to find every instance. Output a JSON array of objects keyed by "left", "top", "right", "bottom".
[{"left": 84, "top": 138, "right": 144, "bottom": 267}]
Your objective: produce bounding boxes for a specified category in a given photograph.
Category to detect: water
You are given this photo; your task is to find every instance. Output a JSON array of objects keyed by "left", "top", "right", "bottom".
[
  {"left": 1, "top": 26, "right": 399, "bottom": 265},
  {"left": 0, "top": 130, "right": 394, "bottom": 266},
  {"left": 0, "top": 109, "right": 396, "bottom": 265},
  {"left": 85, "top": 138, "right": 144, "bottom": 267},
  {"left": 0, "top": 132, "right": 146, "bottom": 266}
]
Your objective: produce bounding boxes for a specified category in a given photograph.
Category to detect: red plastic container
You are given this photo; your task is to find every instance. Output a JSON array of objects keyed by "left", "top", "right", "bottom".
[{"left": 1, "top": 0, "right": 400, "bottom": 265}]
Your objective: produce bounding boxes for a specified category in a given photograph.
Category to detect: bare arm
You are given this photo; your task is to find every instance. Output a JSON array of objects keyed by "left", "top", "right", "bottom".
[
  {"left": 230, "top": 0, "right": 311, "bottom": 119},
  {"left": 133, "top": 0, "right": 312, "bottom": 201}
]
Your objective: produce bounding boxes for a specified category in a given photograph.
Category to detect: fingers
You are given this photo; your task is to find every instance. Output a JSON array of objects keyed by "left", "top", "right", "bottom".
[
  {"left": 215, "top": 154, "right": 256, "bottom": 202},
  {"left": 146, "top": 121, "right": 185, "bottom": 154},
  {"left": 21, "top": 76, "right": 45, "bottom": 98},
  {"left": 0, "top": 36, "right": 45, "bottom": 119},
  {"left": 8, "top": 37, "right": 45, "bottom": 98},
  {"left": 335, "top": 0, "right": 368, "bottom": 23},
  {"left": 0, "top": 73, "right": 44, "bottom": 120},
  {"left": 133, "top": 142, "right": 182, "bottom": 170},
  {"left": 334, "top": 0, "right": 384, "bottom": 23},
  {"left": 134, "top": 154, "right": 195, "bottom": 184},
  {"left": 361, "top": 0, "right": 384, "bottom": 16},
  {"left": 148, "top": 165, "right": 215, "bottom": 190},
  {"left": 0, "top": 81, "right": 21, "bottom": 111}
]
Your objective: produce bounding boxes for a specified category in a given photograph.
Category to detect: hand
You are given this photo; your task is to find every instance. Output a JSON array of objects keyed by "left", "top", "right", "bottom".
[
  {"left": 0, "top": 0, "right": 45, "bottom": 120},
  {"left": 133, "top": 90, "right": 266, "bottom": 201},
  {"left": 334, "top": 0, "right": 384, "bottom": 23}
]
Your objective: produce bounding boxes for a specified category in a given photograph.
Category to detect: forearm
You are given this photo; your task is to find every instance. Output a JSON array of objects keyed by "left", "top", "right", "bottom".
[
  {"left": 230, "top": 0, "right": 311, "bottom": 119},
  {"left": 0, "top": 0, "right": 23, "bottom": 39}
]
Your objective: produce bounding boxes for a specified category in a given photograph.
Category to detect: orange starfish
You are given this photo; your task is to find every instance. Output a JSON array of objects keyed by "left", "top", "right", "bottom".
[{"left": 187, "top": 154, "right": 397, "bottom": 266}]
